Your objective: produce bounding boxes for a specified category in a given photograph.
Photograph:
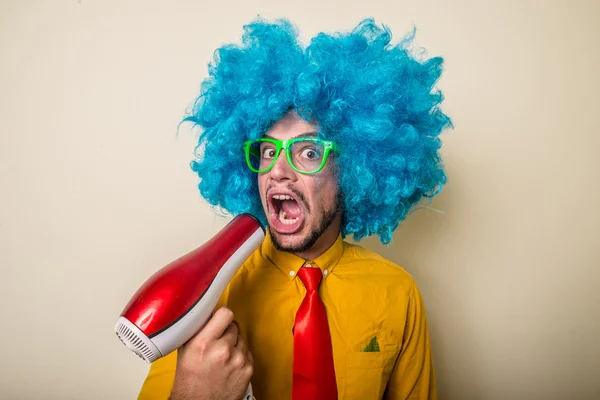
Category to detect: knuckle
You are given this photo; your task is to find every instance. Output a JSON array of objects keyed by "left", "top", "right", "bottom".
[
  {"left": 231, "top": 351, "right": 245, "bottom": 368},
  {"left": 243, "top": 364, "right": 254, "bottom": 379},
  {"left": 215, "top": 345, "right": 231, "bottom": 363},
  {"left": 217, "top": 307, "right": 234, "bottom": 320},
  {"left": 190, "top": 338, "right": 208, "bottom": 354}
]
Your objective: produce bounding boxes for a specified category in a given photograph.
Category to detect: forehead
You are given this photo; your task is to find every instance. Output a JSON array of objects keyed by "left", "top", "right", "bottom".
[{"left": 264, "top": 112, "right": 319, "bottom": 140}]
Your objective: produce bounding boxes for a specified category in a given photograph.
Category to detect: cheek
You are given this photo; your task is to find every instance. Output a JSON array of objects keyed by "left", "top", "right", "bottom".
[
  {"left": 322, "top": 185, "right": 339, "bottom": 209},
  {"left": 308, "top": 178, "right": 339, "bottom": 212},
  {"left": 322, "top": 172, "right": 341, "bottom": 208},
  {"left": 257, "top": 175, "right": 266, "bottom": 192},
  {"left": 257, "top": 176, "right": 267, "bottom": 203}
]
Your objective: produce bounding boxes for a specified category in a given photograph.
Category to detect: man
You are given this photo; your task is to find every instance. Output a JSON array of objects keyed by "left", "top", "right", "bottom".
[{"left": 138, "top": 17, "right": 450, "bottom": 400}]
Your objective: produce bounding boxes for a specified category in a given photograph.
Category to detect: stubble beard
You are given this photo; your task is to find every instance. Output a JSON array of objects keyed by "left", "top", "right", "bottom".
[{"left": 269, "top": 196, "right": 341, "bottom": 255}]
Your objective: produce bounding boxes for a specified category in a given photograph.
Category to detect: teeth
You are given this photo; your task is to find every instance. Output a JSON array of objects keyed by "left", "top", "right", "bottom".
[
  {"left": 278, "top": 209, "right": 299, "bottom": 225},
  {"left": 273, "top": 194, "right": 293, "bottom": 200}
]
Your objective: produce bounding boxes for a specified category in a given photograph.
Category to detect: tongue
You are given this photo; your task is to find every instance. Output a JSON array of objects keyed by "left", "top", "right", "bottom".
[{"left": 281, "top": 200, "right": 301, "bottom": 218}]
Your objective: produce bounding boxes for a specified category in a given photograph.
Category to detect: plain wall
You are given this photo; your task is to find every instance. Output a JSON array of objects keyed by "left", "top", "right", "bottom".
[{"left": 1, "top": 0, "right": 598, "bottom": 399}]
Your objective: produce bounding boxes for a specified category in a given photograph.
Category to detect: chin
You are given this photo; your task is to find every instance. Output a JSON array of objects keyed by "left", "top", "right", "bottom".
[
  {"left": 270, "top": 226, "right": 305, "bottom": 246},
  {"left": 269, "top": 224, "right": 314, "bottom": 253}
]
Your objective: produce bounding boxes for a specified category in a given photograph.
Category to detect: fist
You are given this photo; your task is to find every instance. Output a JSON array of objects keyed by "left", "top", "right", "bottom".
[{"left": 169, "top": 308, "right": 254, "bottom": 400}]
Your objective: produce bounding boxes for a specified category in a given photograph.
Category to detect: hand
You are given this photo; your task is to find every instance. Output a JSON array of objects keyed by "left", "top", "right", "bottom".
[{"left": 169, "top": 307, "right": 254, "bottom": 400}]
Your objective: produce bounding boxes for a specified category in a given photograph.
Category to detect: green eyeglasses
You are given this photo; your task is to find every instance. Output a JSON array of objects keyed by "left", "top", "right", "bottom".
[{"left": 242, "top": 137, "right": 339, "bottom": 174}]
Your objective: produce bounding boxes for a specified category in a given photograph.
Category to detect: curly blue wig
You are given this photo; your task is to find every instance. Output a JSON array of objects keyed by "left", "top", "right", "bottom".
[{"left": 184, "top": 18, "right": 452, "bottom": 244}]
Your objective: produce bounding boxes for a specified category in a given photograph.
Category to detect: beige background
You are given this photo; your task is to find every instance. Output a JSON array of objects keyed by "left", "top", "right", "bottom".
[{"left": 1, "top": 0, "right": 599, "bottom": 399}]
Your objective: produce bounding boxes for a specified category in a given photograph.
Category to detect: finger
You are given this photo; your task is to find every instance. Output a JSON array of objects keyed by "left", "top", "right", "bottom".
[
  {"left": 196, "top": 307, "right": 235, "bottom": 342},
  {"left": 246, "top": 348, "right": 254, "bottom": 367},
  {"left": 235, "top": 333, "right": 246, "bottom": 353},
  {"left": 221, "top": 323, "right": 239, "bottom": 348},
  {"left": 235, "top": 335, "right": 253, "bottom": 366},
  {"left": 231, "top": 319, "right": 241, "bottom": 334}
]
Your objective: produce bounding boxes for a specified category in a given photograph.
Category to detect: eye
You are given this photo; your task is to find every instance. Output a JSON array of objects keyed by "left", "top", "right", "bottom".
[
  {"left": 300, "top": 147, "right": 320, "bottom": 160},
  {"left": 261, "top": 147, "right": 276, "bottom": 159}
]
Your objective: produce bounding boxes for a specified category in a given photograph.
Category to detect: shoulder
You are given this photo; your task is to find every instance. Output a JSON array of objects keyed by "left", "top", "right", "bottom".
[
  {"left": 232, "top": 246, "right": 266, "bottom": 278},
  {"left": 341, "top": 241, "right": 416, "bottom": 286},
  {"left": 223, "top": 246, "right": 272, "bottom": 294},
  {"left": 335, "top": 241, "right": 420, "bottom": 313}
]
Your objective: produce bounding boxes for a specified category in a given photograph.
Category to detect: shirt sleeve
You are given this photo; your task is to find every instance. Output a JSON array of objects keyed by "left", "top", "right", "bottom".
[
  {"left": 136, "top": 285, "right": 233, "bottom": 400},
  {"left": 384, "top": 281, "right": 438, "bottom": 400}
]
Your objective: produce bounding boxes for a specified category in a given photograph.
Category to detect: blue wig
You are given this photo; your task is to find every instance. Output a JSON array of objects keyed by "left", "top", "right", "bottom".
[{"left": 185, "top": 18, "right": 452, "bottom": 244}]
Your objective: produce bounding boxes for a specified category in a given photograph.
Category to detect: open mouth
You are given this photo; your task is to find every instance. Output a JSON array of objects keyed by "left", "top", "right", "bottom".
[{"left": 268, "top": 192, "right": 305, "bottom": 234}]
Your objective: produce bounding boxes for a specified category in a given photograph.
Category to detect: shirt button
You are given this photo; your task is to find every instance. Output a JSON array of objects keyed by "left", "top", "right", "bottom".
[
  {"left": 305, "top": 263, "right": 312, "bottom": 268},
  {"left": 323, "top": 269, "right": 329, "bottom": 276},
  {"left": 289, "top": 270, "right": 295, "bottom": 277}
]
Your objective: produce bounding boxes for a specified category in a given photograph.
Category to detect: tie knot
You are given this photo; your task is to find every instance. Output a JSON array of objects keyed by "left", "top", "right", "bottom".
[{"left": 297, "top": 266, "right": 322, "bottom": 291}]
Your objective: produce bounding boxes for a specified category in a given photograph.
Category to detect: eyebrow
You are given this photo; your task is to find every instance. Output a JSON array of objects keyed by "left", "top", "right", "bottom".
[{"left": 263, "top": 131, "right": 318, "bottom": 140}]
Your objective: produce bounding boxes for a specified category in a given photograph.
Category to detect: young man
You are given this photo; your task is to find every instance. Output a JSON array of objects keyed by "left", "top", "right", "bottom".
[{"left": 138, "top": 18, "right": 450, "bottom": 400}]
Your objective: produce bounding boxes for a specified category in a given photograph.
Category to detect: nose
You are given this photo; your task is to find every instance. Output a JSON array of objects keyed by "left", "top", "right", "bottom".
[{"left": 268, "top": 150, "right": 297, "bottom": 182}]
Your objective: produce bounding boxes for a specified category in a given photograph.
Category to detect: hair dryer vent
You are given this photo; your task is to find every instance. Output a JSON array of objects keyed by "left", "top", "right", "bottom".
[{"left": 115, "top": 317, "right": 161, "bottom": 363}]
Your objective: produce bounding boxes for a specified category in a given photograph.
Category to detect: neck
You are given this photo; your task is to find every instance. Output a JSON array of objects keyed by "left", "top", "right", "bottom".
[{"left": 293, "top": 215, "right": 342, "bottom": 261}]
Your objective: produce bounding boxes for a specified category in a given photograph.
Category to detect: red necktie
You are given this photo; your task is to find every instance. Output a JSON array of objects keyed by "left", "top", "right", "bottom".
[{"left": 292, "top": 266, "right": 338, "bottom": 400}]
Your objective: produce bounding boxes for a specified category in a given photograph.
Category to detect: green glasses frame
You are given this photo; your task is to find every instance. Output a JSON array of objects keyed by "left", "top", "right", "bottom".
[{"left": 242, "top": 137, "right": 339, "bottom": 174}]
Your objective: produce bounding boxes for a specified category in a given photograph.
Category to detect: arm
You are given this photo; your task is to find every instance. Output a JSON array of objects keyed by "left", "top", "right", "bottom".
[
  {"left": 137, "top": 308, "right": 253, "bottom": 400},
  {"left": 168, "top": 307, "right": 253, "bottom": 400},
  {"left": 384, "top": 282, "right": 438, "bottom": 400},
  {"left": 137, "top": 286, "right": 250, "bottom": 400}
]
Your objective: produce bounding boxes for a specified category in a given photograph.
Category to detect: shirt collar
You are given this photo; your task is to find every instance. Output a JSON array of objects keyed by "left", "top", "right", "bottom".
[{"left": 262, "top": 230, "right": 344, "bottom": 280}]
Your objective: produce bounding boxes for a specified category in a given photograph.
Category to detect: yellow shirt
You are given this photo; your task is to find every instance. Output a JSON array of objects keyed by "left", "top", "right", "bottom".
[{"left": 138, "top": 233, "right": 437, "bottom": 399}]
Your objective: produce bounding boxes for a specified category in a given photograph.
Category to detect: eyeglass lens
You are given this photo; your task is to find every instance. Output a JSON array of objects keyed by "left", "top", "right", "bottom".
[{"left": 248, "top": 140, "right": 325, "bottom": 172}]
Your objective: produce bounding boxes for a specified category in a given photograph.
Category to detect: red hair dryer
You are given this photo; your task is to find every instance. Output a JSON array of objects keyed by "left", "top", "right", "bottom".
[{"left": 114, "top": 214, "right": 264, "bottom": 400}]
